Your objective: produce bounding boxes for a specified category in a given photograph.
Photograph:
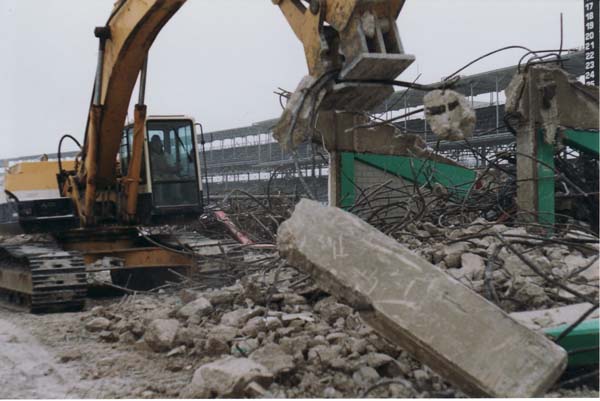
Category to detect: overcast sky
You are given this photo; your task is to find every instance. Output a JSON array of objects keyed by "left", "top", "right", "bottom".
[{"left": 0, "top": 0, "right": 586, "bottom": 159}]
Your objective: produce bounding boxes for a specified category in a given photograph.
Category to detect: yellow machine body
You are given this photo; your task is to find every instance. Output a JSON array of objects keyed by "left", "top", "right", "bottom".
[{"left": 5, "top": 161, "right": 76, "bottom": 201}]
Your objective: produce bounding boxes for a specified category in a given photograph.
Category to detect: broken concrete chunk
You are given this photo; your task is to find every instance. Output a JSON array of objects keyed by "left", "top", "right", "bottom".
[
  {"left": 144, "top": 319, "right": 180, "bottom": 353},
  {"left": 449, "top": 252, "right": 486, "bottom": 281},
  {"left": 513, "top": 279, "right": 550, "bottom": 307},
  {"left": 204, "top": 289, "right": 238, "bottom": 306},
  {"left": 181, "top": 357, "right": 273, "bottom": 398},
  {"left": 220, "top": 307, "right": 265, "bottom": 328},
  {"left": 271, "top": 293, "right": 307, "bottom": 305},
  {"left": 265, "top": 317, "right": 283, "bottom": 331},
  {"left": 364, "top": 352, "right": 394, "bottom": 368},
  {"left": 503, "top": 254, "right": 536, "bottom": 277},
  {"left": 563, "top": 254, "right": 588, "bottom": 270},
  {"left": 308, "top": 335, "right": 328, "bottom": 348},
  {"left": 207, "top": 325, "right": 239, "bottom": 343},
  {"left": 325, "top": 332, "right": 348, "bottom": 344},
  {"left": 250, "top": 343, "right": 295, "bottom": 376},
  {"left": 273, "top": 75, "right": 328, "bottom": 151},
  {"left": 90, "top": 306, "right": 106, "bottom": 316},
  {"left": 459, "top": 253, "right": 486, "bottom": 280},
  {"left": 307, "top": 344, "right": 343, "bottom": 366},
  {"left": 352, "top": 366, "right": 380, "bottom": 385},
  {"left": 231, "top": 338, "right": 260, "bottom": 357},
  {"left": 281, "top": 312, "right": 315, "bottom": 324},
  {"left": 178, "top": 289, "right": 198, "bottom": 304},
  {"left": 166, "top": 345, "right": 186, "bottom": 357},
  {"left": 510, "top": 303, "right": 600, "bottom": 331},
  {"left": 203, "top": 337, "right": 230, "bottom": 357},
  {"left": 580, "top": 265, "right": 599, "bottom": 283},
  {"left": 380, "top": 359, "right": 412, "bottom": 378},
  {"left": 314, "top": 297, "right": 353, "bottom": 324},
  {"left": 277, "top": 200, "right": 567, "bottom": 398},
  {"left": 176, "top": 297, "right": 212, "bottom": 320},
  {"left": 348, "top": 338, "right": 368, "bottom": 355},
  {"left": 99, "top": 330, "right": 119, "bottom": 343},
  {"left": 279, "top": 335, "right": 310, "bottom": 356},
  {"left": 174, "top": 327, "right": 196, "bottom": 347},
  {"left": 441, "top": 242, "right": 470, "bottom": 269},
  {"left": 241, "top": 316, "right": 267, "bottom": 337},
  {"left": 85, "top": 317, "right": 111, "bottom": 333},
  {"left": 413, "top": 368, "right": 431, "bottom": 384},
  {"left": 572, "top": 256, "right": 599, "bottom": 283},
  {"left": 244, "top": 381, "right": 268, "bottom": 398},
  {"left": 424, "top": 89, "right": 476, "bottom": 141}
]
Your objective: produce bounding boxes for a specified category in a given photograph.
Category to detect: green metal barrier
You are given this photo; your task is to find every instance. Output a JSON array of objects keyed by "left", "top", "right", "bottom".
[
  {"left": 562, "top": 129, "right": 600, "bottom": 157},
  {"left": 536, "top": 129, "right": 598, "bottom": 228},
  {"left": 340, "top": 153, "right": 477, "bottom": 209},
  {"left": 537, "top": 129, "right": 556, "bottom": 226},
  {"left": 545, "top": 319, "right": 599, "bottom": 368}
]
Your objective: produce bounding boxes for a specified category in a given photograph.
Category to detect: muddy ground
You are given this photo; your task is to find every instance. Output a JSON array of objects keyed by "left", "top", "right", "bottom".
[{"left": 0, "top": 298, "right": 192, "bottom": 399}]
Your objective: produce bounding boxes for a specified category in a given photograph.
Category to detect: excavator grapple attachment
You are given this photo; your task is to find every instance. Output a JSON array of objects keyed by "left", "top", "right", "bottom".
[{"left": 273, "top": 0, "right": 415, "bottom": 149}]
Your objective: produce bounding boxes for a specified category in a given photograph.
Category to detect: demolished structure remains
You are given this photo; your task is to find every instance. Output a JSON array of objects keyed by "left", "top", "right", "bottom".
[{"left": 0, "top": 0, "right": 599, "bottom": 398}]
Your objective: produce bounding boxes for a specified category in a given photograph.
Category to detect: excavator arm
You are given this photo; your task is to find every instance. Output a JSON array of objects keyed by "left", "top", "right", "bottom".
[
  {"left": 65, "top": 0, "right": 414, "bottom": 225},
  {"left": 64, "top": 0, "right": 185, "bottom": 225}
]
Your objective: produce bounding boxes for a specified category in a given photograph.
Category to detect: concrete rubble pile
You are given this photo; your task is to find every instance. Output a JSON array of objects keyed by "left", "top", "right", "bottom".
[
  {"left": 81, "top": 273, "right": 456, "bottom": 398},
  {"left": 343, "top": 179, "right": 598, "bottom": 313},
  {"left": 68, "top": 191, "right": 598, "bottom": 398},
  {"left": 71, "top": 196, "right": 597, "bottom": 398},
  {"left": 384, "top": 218, "right": 598, "bottom": 313}
]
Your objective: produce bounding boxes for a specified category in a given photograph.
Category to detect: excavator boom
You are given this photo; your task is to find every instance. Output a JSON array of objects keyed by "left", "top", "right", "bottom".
[{"left": 88, "top": 0, "right": 186, "bottom": 185}]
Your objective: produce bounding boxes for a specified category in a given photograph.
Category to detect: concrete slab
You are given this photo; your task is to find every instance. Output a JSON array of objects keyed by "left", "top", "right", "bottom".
[
  {"left": 277, "top": 199, "right": 567, "bottom": 397},
  {"left": 510, "top": 303, "right": 599, "bottom": 332}
]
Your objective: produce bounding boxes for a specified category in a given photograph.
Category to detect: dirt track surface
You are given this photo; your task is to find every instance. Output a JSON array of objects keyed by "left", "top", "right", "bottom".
[
  {"left": 0, "top": 312, "right": 78, "bottom": 398},
  {"left": 0, "top": 300, "right": 191, "bottom": 399}
]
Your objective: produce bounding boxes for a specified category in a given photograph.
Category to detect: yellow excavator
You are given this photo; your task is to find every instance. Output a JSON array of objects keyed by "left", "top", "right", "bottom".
[{"left": 0, "top": 0, "right": 415, "bottom": 312}]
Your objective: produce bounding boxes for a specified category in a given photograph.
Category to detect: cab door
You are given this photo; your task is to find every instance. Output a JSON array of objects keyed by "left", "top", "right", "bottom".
[{"left": 146, "top": 119, "right": 202, "bottom": 212}]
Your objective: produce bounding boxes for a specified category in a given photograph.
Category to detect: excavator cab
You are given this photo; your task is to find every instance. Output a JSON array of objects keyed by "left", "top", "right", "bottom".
[{"left": 119, "top": 115, "right": 203, "bottom": 220}]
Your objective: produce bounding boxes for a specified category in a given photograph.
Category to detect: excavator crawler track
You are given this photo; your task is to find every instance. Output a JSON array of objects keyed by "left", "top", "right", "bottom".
[{"left": 0, "top": 242, "right": 87, "bottom": 313}]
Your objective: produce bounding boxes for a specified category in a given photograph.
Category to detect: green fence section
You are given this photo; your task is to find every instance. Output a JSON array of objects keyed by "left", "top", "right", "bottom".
[
  {"left": 340, "top": 153, "right": 357, "bottom": 208},
  {"left": 562, "top": 129, "right": 600, "bottom": 157},
  {"left": 537, "top": 129, "right": 599, "bottom": 228},
  {"left": 545, "top": 319, "right": 599, "bottom": 368},
  {"left": 537, "top": 129, "right": 556, "bottom": 226},
  {"left": 340, "top": 153, "right": 477, "bottom": 209}
]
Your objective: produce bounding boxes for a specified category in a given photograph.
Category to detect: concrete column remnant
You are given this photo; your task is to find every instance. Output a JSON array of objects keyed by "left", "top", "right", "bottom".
[
  {"left": 505, "top": 65, "right": 599, "bottom": 224},
  {"left": 277, "top": 199, "right": 567, "bottom": 397}
]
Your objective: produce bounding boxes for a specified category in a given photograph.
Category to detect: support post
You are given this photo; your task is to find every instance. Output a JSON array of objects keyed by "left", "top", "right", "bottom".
[
  {"left": 515, "top": 69, "right": 540, "bottom": 222},
  {"left": 328, "top": 151, "right": 343, "bottom": 208},
  {"left": 509, "top": 64, "right": 598, "bottom": 227}
]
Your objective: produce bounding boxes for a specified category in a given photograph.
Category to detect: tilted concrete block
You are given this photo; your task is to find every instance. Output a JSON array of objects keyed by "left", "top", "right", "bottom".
[{"left": 277, "top": 199, "right": 567, "bottom": 397}]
